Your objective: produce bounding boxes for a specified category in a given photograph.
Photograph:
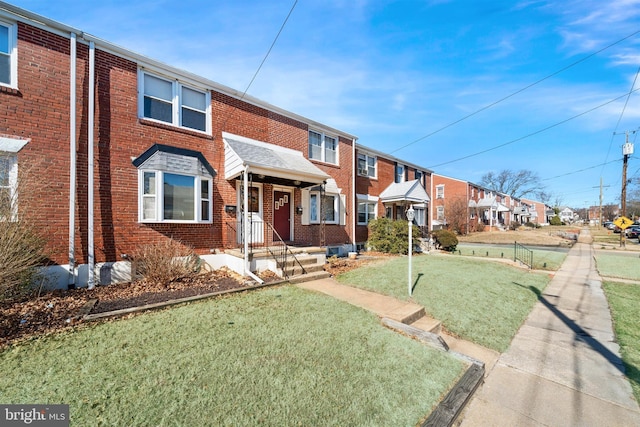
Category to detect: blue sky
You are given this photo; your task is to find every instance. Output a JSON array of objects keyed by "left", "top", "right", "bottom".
[{"left": 8, "top": 0, "right": 640, "bottom": 209}]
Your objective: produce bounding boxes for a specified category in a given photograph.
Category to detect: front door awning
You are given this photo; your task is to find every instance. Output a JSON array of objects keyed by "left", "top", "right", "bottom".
[
  {"left": 223, "top": 132, "right": 330, "bottom": 188},
  {"left": 379, "top": 179, "right": 430, "bottom": 204}
]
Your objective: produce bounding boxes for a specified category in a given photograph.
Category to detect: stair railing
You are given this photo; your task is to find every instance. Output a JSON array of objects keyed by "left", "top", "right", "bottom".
[{"left": 264, "top": 222, "right": 307, "bottom": 278}]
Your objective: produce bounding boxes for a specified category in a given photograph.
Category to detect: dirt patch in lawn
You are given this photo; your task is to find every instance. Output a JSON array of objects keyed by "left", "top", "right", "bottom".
[
  {"left": 458, "top": 227, "right": 578, "bottom": 247},
  {"left": 0, "top": 267, "right": 276, "bottom": 349}
]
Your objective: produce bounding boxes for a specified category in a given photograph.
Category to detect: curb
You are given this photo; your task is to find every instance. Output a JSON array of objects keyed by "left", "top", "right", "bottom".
[{"left": 382, "top": 317, "right": 485, "bottom": 427}]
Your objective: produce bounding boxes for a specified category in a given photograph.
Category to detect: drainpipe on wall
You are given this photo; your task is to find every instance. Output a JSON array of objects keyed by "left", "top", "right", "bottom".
[
  {"left": 351, "top": 138, "right": 356, "bottom": 251},
  {"left": 87, "top": 41, "right": 95, "bottom": 289},
  {"left": 68, "top": 33, "right": 77, "bottom": 289}
]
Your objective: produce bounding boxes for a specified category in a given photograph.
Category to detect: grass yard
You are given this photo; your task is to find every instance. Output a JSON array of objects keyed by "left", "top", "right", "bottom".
[
  {"left": 602, "top": 281, "right": 640, "bottom": 403},
  {"left": 336, "top": 255, "right": 551, "bottom": 352},
  {"left": 595, "top": 252, "right": 640, "bottom": 280},
  {"left": 456, "top": 243, "right": 568, "bottom": 270},
  {"left": 0, "top": 286, "right": 464, "bottom": 426}
]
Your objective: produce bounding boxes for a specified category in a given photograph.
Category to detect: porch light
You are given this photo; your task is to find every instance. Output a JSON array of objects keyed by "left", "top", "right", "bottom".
[{"left": 296, "top": 206, "right": 303, "bottom": 215}]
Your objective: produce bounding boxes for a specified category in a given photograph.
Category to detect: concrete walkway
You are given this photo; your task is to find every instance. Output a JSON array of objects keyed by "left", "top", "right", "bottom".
[{"left": 458, "top": 230, "right": 640, "bottom": 426}]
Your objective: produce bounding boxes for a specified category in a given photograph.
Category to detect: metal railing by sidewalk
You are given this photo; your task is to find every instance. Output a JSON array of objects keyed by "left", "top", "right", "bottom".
[{"left": 514, "top": 241, "right": 533, "bottom": 269}]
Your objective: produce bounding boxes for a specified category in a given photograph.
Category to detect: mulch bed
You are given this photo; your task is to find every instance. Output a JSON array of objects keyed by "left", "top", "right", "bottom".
[{"left": 0, "top": 254, "right": 384, "bottom": 349}]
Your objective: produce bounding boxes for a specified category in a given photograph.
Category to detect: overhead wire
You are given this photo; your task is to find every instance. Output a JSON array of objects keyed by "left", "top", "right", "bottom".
[
  {"left": 389, "top": 28, "right": 640, "bottom": 155},
  {"left": 427, "top": 87, "right": 640, "bottom": 169}
]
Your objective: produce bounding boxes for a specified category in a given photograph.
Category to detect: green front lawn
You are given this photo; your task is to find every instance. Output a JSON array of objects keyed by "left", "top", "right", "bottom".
[
  {"left": 456, "top": 244, "right": 568, "bottom": 270},
  {"left": 602, "top": 281, "right": 640, "bottom": 403},
  {"left": 337, "top": 254, "right": 551, "bottom": 352},
  {"left": 0, "top": 286, "right": 464, "bottom": 426},
  {"left": 595, "top": 252, "right": 640, "bottom": 280}
]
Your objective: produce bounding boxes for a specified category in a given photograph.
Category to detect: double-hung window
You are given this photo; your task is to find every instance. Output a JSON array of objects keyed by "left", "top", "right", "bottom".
[
  {"left": 436, "top": 206, "right": 445, "bottom": 221},
  {"left": 357, "top": 201, "right": 376, "bottom": 225},
  {"left": 140, "top": 71, "right": 210, "bottom": 133},
  {"left": 0, "top": 153, "right": 17, "bottom": 220},
  {"left": 436, "top": 184, "right": 445, "bottom": 199},
  {"left": 309, "top": 193, "right": 339, "bottom": 224},
  {"left": 0, "top": 20, "right": 17, "bottom": 88},
  {"left": 357, "top": 153, "right": 376, "bottom": 178},
  {"left": 309, "top": 130, "right": 338, "bottom": 164}
]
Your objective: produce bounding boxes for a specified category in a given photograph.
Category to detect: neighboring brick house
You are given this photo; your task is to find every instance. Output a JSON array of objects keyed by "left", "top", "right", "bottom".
[
  {"left": 354, "top": 145, "right": 431, "bottom": 248},
  {"left": 430, "top": 173, "right": 469, "bottom": 231},
  {"left": 0, "top": 3, "right": 357, "bottom": 288}
]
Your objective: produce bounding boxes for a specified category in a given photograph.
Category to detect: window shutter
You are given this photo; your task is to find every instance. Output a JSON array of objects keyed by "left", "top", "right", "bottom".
[
  {"left": 339, "top": 194, "right": 346, "bottom": 226},
  {"left": 301, "top": 189, "right": 310, "bottom": 225}
]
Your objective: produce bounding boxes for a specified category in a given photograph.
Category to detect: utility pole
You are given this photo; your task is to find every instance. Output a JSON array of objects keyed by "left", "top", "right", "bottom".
[
  {"left": 592, "top": 179, "right": 610, "bottom": 227},
  {"left": 621, "top": 132, "right": 634, "bottom": 218}
]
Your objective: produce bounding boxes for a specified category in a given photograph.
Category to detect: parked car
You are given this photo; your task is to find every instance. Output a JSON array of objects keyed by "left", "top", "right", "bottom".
[
  {"left": 625, "top": 225, "right": 640, "bottom": 238},
  {"left": 604, "top": 221, "right": 615, "bottom": 230}
]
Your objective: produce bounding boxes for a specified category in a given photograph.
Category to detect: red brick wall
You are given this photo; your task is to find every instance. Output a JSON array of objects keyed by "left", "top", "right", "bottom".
[{"left": 2, "top": 22, "right": 355, "bottom": 265}]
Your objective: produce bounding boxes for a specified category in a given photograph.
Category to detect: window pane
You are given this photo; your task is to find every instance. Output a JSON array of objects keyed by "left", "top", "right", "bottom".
[
  {"left": 144, "top": 97, "right": 172, "bottom": 123},
  {"left": 201, "top": 180, "right": 209, "bottom": 199},
  {"left": 324, "top": 136, "right": 337, "bottom": 164},
  {"left": 0, "top": 156, "right": 10, "bottom": 186},
  {"left": 201, "top": 200, "right": 210, "bottom": 221},
  {"left": 181, "top": 107, "right": 206, "bottom": 131},
  {"left": 0, "top": 25, "right": 9, "bottom": 54},
  {"left": 310, "top": 194, "right": 318, "bottom": 222},
  {"left": 144, "top": 74, "right": 172, "bottom": 100},
  {"left": 0, "top": 54, "right": 9, "bottom": 85},
  {"left": 143, "top": 172, "right": 156, "bottom": 195},
  {"left": 182, "top": 87, "right": 206, "bottom": 110},
  {"left": 309, "top": 131, "right": 322, "bottom": 160},
  {"left": 143, "top": 196, "right": 156, "bottom": 220},
  {"left": 322, "top": 195, "right": 335, "bottom": 222},
  {"left": 325, "top": 148, "right": 336, "bottom": 164},
  {"left": 163, "top": 173, "right": 194, "bottom": 220}
]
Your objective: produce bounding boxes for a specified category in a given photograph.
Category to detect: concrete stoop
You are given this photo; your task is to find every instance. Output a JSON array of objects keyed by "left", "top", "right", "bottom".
[{"left": 287, "top": 270, "right": 331, "bottom": 284}]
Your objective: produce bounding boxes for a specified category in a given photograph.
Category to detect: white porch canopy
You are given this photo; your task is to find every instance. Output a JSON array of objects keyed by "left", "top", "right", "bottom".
[
  {"left": 379, "top": 179, "right": 430, "bottom": 204},
  {"left": 223, "top": 132, "right": 329, "bottom": 187}
]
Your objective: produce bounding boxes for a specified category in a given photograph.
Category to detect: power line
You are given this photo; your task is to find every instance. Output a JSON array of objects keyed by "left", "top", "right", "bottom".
[
  {"left": 389, "top": 28, "right": 640, "bottom": 155},
  {"left": 427, "top": 87, "right": 640, "bottom": 168},
  {"left": 543, "top": 159, "right": 622, "bottom": 181},
  {"left": 240, "top": 0, "right": 298, "bottom": 99}
]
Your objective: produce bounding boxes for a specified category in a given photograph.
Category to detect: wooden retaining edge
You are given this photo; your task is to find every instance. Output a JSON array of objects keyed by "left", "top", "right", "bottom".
[
  {"left": 381, "top": 318, "right": 485, "bottom": 427},
  {"left": 83, "top": 280, "right": 288, "bottom": 321}
]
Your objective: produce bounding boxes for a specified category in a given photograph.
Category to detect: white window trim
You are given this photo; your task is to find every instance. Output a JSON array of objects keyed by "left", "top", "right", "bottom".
[
  {"left": 436, "top": 205, "right": 445, "bottom": 220},
  {"left": 309, "top": 130, "right": 339, "bottom": 165},
  {"left": 138, "top": 70, "right": 211, "bottom": 134},
  {"left": 436, "top": 184, "right": 445, "bottom": 199},
  {"left": 0, "top": 19, "right": 18, "bottom": 89},
  {"left": 138, "top": 170, "right": 212, "bottom": 224},
  {"left": 357, "top": 153, "right": 377, "bottom": 178}
]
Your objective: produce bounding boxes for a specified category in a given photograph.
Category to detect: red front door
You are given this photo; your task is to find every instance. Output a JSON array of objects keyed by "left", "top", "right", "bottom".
[{"left": 273, "top": 191, "right": 291, "bottom": 241}]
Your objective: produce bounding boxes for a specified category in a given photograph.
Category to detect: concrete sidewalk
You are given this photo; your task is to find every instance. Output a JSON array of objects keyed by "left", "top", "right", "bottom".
[{"left": 458, "top": 230, "right": 640, "bottom": 426}]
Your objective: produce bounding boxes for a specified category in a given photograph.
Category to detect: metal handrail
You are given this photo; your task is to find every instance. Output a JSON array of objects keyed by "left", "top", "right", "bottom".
[
  {"left": 264, "top": 222, "right": 307, "bottom": 278},
  {"left": 514, "top": 241, "right": 533, "bottom": 269}
]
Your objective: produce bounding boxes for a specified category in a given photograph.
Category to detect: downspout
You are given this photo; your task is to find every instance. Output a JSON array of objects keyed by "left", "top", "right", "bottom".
[
  {"left": 68, "top": 33, "right": 77, "bottom": 290},
  {"left": 351, "top": 138, "right": 356, "bottom": 251},
  {"left": 87, "top": 41, "right": 95, "bottom": 289}
]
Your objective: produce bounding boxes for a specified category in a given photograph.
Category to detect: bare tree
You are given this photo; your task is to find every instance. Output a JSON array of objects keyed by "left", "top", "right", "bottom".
[
  {"left": 480, "top": 169, "right": 546, "bottom": 200},
  {"left": 444, "top": 196, "right": 470, "bottom": 234}
]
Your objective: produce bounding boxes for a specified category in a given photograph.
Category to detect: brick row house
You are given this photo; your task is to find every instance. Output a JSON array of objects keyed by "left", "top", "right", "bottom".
[
  {"left": 1, "top": 3, "right": 552, "bottom": 289},
  {"left": 0, "top": 3, "right": 358, "bottom": 289}
]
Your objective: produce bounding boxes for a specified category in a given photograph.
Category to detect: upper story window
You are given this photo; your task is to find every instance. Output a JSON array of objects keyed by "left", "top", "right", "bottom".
[
  {"left": 309, "top": 130, "right": 338, "bottom": 164},
  {"left": 357, "top": 153, "right": 376, "bottom": 178},
  {"left": 134, "top": 144, "right": 216, "bottom": 223},
  {"left": 395, "top": 164, "right": 405, "bottom": 183},
  {"left": 139, "top": 71, "right": 211, "bottom": 133},
  {"left": 436, "top": 184, "right": 444, "bottom": 199},
  {"left": 0, "top": 20, "right": 17, "bottom": 88},
  {"left": 415, "top": 170, "right": 423, "bottom": 181}
]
